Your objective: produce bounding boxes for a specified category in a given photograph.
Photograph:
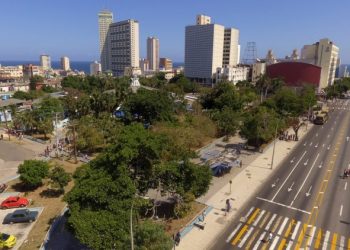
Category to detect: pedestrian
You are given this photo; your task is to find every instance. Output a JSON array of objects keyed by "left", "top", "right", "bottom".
[
  {"left": 174, "top": 232, "right": 181, "bottom": 246},
  {"left": 0, "top": 134, "right": 3, "bottom": 140},
  {"left": 268, "top": 231, "right": 273, "bottom": 242},
  {"left": 225, "top": 199, "right": 231, "bottom": 215}
]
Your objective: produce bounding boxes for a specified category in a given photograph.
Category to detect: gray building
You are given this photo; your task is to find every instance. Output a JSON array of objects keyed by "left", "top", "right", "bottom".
[
  {"left": 98, "top": 10, "right": 113, "bottom": 72},
  {"left": 147, "top": 37, "right": 159, "bottom": 71}
]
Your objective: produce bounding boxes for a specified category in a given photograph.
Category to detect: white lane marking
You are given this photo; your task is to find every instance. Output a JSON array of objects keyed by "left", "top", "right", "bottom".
[
  {"left": 277, "top": 217, "right": 289, "bottom": 235},
  {"left": 272, "top": 151, "right": 307, "bottom": 201},
  {"left": 340, "top": 205, "right": 343, "bottom": 216},
  {"left": 226, "top": 223, "right": 243, "bottom": 243},
  {"left": 256, "top": 197, "right": 311, "bottom": 214},
  {"left": 290, "top": 157, "right": 295, "bottom": 163},
  {"left": 347, "top": 136, "right": 349, "bottom": 142},
  {"left": 271, "top": 178, "right": 279, "bottom": 188},
  {"left": 304, "top": 159, "right": 309, "bottom": 165},
  {"left": 303, "top": 142, "right": 307, "bottom": 146},
  {"left": 306, "top": 186, "right": 312, "bottom": 197},
  {"left": 340, "top": 235, "right": 345, "bottom": 250},
  {"left": 307, "top": 226, "right": 316, "bottom": 248},
  {"left": 265, "top": 214, "right": 277, "bottom": 230},
  {"left": 319, "top": 161, "right": 323, "bottom": 168},
  {"left": 345, "top": 182, "right": 348, "bottom": 191},
  {"left": 327, "top": 134, "right": 330, "bottom": 138},
  {"left": 327, "top": 145, "right": 331, "bottom": 150},
  {"left": 288, "top": 182, "right": 294, "bottom": 192},
  {"left": 309, "top": 142, "right": 313, "bottom": 146},
  {"left": 253, "top": 210, "right": 266, "bottom": 226},
  {"left": 291, "top": 221, "right": 301, "bottom": 240},
  {"left": 322, "top": 144, "right": 325, "bottom": 148},
  {"left": 315, "top": 143, "right": 318, "bottom": 148},
  {"left": 269, "top": 236, "right": 280, "bottom": 250},
  {"left": 322, "top": 231, "right": 330, "bottom": 250},
  {"left": 238, "top": 227, "right": 254, "bottom": 248},
  {"left": 316, "top": 133, "right": 318, "bottom": 137},
  {"left": 291, "top": 153, "right": 320, "bottom": 206},
  {"left": 252, "top": 231, "right": 266, "bottom": 250}
]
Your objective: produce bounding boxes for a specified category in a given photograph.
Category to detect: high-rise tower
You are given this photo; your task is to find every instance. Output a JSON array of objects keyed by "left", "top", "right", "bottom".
[
  {"left": 147, "top": 37, "right": 159, "bottom": 71},
  {"left": 98, "top": 10, "right": 113, "bottom": 72}
]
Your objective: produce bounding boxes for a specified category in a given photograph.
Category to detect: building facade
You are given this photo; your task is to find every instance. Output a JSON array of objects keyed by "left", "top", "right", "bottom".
[
  {"left": 60, "top": 56, "right": 70, "bottom": 71},
  {"left": 147, "top": 37, "right": 159, "bottom": 71},
  {"left": 185, "top": 20, "right": 224, "bottom": 84},
  {"left": 98, "top": 10, "right": 113, "bottom": 72},
  {"left": 223, "top": 28, "right": 239, "bottom": 67},
  {"left": 90, "top": 61, "right": 101, "bottom": 75},
  {"left": 23, "top": 64, "right": 42, "bottom": 79},
  {"left": 139, "top": 58, "right": 149, "bottom": 73},
  {"left": 252, "top": 61, "right": 266, "bottom": 82},
  {"left": 109, "top": 19, "right": 140, "bottom": 76},
  {"left": 216, "top": 66, "right": 249, "bottom": 85},
  {"left": 196, "top": 14, "right": 211, "bottom": 25},
  {"left": 266, "top": 62, "right": 321, "bottom": 88},
  {"left": 160, "top": 58, "right": 173, "bottom": 71},
  {"left": 0, "top": 66, "right": 23, "bottom": 81},
  {"left": 301, "top": 38, "right": 339, "bottom": 89},
  {"left": 40, "top": 55, "right": 51, "bottom": 70}
]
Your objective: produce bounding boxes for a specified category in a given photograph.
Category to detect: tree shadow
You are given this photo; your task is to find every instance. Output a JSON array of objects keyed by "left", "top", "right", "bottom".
[
  {"left": 40, "top": 188, "right": 63, "bottom": 198},
  {"left": 11, "top": 182, "right": 39, "bottom": 193}
]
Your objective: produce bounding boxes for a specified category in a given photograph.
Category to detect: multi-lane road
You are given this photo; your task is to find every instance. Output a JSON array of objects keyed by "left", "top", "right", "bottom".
[{"left": 213, "top": 99, "right": 350, "bottom": 250}]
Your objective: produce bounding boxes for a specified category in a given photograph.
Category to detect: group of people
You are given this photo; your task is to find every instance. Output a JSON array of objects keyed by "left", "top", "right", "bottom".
[
  {"left": 279, "top": 131, "right": 297, "bottom": 141},
  {"left": 343, "top": 168, "right": 350, "bottom": 178}
]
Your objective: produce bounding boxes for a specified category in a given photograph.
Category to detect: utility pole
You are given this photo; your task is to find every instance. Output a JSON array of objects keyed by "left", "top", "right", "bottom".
[
  {"left": 270, "top": 121, "right": 279, "bottom": 170},
  {"left": 130, "top": 200, "right": 134, "bottom": 250}
]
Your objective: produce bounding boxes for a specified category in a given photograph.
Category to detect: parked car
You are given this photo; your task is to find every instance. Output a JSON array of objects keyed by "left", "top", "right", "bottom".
[
  {"left": 0, "top": 184, "right": 7, "bottom": 193},
  {"left": 0, "top": 233, "right": 16, "bottom": 249},
  {"left": 1, "top": 197, "right": 29, "bottom": 209},
  {"left": 3, "top": 209, "right": 38, "bottom": 224}
]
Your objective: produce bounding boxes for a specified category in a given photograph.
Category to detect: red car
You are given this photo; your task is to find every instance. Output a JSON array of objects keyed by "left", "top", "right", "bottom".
[{"left": 0, "top": 197, "right": 29, "bottom": 209}]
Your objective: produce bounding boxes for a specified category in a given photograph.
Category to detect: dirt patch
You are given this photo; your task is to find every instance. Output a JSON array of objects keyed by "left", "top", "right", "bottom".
[{"left": 5, "top": 160, "right": 81, "bottom": 250}]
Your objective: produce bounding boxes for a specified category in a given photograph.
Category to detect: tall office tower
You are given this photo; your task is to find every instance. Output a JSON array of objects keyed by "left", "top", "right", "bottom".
[
  {"left": 223, "top": 28, "right": 239, "bottom": 67},
  {"left": 301, "top": 38, "right": 339, "bottom": 89},
  {"left": 40, "top": 55, "right": 51, "bottom": 70},
  {"left": 60, "top": 56, "right": 70, "bottom": 71},
  {"left": 98, "top": 10, "right": 113, "bottom": 72},
  {"left": 109, "top": 19, "right": 140, "bottom": 76},
  {"left": 90, "top": 61, "right": 101, "bottom": 75},
  {"left": 185, "top": 15, "right": 224, "bottom": 84},
  {"left": 147, "top": 37, "right": 160, "bottom": 71},
  {"left": 196, "top": 14, "right": 211, "bottom": 25}
]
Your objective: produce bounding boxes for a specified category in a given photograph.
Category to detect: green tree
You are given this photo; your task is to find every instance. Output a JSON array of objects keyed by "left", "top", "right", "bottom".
[
  {"left": 18, "top": 160, "right": 49, "bottom": 188},
  {"left": 49, "top": 166, "right": 71, "bottom": 192},
  {"left": 212, "top": 107, "right": 239, "bottom": 140},
  {"left": 134, "top": 221, "right": 173, "bottom": 250},
  {"left": 29, "top": 75, "right": 44, "bottom": 90}
]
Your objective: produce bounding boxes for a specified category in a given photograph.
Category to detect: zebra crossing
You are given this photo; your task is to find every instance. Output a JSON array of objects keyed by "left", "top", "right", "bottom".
[{"left": 227, "top": 207, "right": 350, "bottom": 249}]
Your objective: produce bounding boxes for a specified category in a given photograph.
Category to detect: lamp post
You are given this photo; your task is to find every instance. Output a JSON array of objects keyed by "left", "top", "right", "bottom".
[{"left": 270, "top": 120, "right": 279, "bottom": 170}]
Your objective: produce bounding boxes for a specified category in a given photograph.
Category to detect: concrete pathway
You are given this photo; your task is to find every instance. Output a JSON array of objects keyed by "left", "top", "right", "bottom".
[{"left": 177, "top": 124, "right": 312, "bottom": 250}]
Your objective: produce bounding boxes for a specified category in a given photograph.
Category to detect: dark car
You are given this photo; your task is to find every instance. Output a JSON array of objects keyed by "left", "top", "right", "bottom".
[
  {"left": 0, "top": 184, "right": 7, "bottom": 193},
  {"left": 3, "top": 209, "right": 39, "bottom": 224}
]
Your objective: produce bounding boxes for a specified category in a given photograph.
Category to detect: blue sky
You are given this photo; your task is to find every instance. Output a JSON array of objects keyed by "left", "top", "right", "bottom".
[{"left": 1, "top": 0, "right": 349, "bottom": 63}]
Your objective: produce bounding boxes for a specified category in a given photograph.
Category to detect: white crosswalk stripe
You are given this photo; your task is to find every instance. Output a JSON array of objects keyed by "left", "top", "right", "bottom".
[
  {"left": 265, "top": 213, "right": 277, "bottom": 230},
  {"left": 238, "top": 227, "right": 254, "bottom": 248},
  {"left": 322, "top": 230, "right": 330, "bottom": 250},
  {"left": 340, "top": 235, "right": 345, "bottom": 250},
  {"left": 269, "top": 236, "right": 280, "bottom": 250},
  {"left": 252, "top": 231, "right": 265, "bottom": 250},
  {"left": 277, "top": 217, "right": 289, "bottom": 235},
  {"left": 226, "top": 223, "right": 242, "bottom": 243},
  {"left": 307, "top": 226, "right": 316, "bottom": 248},
  {"left": 252, "top": 210, "right": 265, "bottom": 226}
]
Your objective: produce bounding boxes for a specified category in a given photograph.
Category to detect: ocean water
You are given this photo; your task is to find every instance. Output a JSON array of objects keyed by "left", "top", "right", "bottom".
[{"left": 0, "top": 61, "right": 184, "bottom": 74}]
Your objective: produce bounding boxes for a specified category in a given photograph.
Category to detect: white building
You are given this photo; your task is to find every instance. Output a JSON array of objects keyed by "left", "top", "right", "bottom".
[
  {"left": 147, "top": 37, "right": 159, "bottom": 71},
  {"left": 40, "top": 55, "right": 51, "bottom": 70},
  {"left": 60, "top": 56, "right": 70, "bottom": 71},
  {"left": 90, "top": 61, "right": 101, "bottom": 75},
  {"left": 301, "top": 38, "right": 339, "bottom": 89},
  {"left": 185, "top": 15, "right": 240, "bottom": 85},
  {"left": 185, "top": 16, "right": 224, "bottom": 84},
  {"left": 0, "top": 66, "right": 23, "bottom": 80},
  {"left": 139, "top": 58, "right": 149, "bottom": 73},
  {"left": 223, "top": 28, "right": 240, "bottom": 67},
  {"left": 109, "top": 19, "right": 140, "bottom": 76},
  {"left": 98, "top": 10, "right": 113, "bottom": 72},
  {"left": 216, "top": 66, "right": 249, "bottom": 85}
]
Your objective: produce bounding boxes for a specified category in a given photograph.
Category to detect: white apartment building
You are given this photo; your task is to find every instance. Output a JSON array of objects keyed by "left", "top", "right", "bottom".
[
  {"left": 147, "top": 37, "right": 159, "bottom": 71},
  {"left": 139, "top": 58, "right": 149, "bottom": 73},
  {"left": 0, "top": 66, "right": 23, "bottom": 80},
  {"left": 90, "top": 61, "right": 101, "bottom": 75},
  {"left": 109, "top": 19, "right": 140, "bottom": 76},
  {"left": 40, "top": 55, "right": 51, "bottom": 70},
  {"left": 223, "top": 28, "right": 240, "bottom": 67},
  {"left": 98, "top": 10, "right": 113, "bottom": 72},
  {"left": 216, "top": 65, "right": 249, "bottom": 85},
  {"left": 61, "top": 56, "right": 70, "bottom": 71},
  {"left": 185, "top": 15, "right": 240, "bottom": 85},
  {"left": 301, "top": 38, "right": 339, "bottom": 89}
]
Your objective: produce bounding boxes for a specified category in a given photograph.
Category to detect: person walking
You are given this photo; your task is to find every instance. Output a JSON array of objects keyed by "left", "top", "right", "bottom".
[
  {"left": 267, "top": 231, "right": 273, "bottom": 242},
  {"left": 225, "top": 199, "right": 231, "bottom": 216}
]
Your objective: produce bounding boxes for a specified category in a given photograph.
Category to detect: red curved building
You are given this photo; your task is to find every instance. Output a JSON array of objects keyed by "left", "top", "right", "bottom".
[{"left": 266, "top": 62, "right": 321, "bottom": 87}]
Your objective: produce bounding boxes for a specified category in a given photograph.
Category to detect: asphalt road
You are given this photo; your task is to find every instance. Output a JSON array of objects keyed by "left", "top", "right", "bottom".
[{"left": 212, "top": 99, "right": 350, "bottom": 250}]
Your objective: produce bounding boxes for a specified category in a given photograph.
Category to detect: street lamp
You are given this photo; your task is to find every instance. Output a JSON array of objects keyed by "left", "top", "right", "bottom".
[{"left": 270, "top": 120, "right": 279, "bottom": 170}]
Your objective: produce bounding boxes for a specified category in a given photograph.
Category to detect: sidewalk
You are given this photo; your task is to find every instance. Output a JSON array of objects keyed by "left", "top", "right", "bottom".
[{"left": 178, "top": 124, "right": 312, "bottom": 250}]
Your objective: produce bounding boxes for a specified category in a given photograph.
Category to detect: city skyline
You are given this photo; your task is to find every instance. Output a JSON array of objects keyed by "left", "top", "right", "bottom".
[{"left": 0, "top": 0, "right": 349, "bottom": 63}]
